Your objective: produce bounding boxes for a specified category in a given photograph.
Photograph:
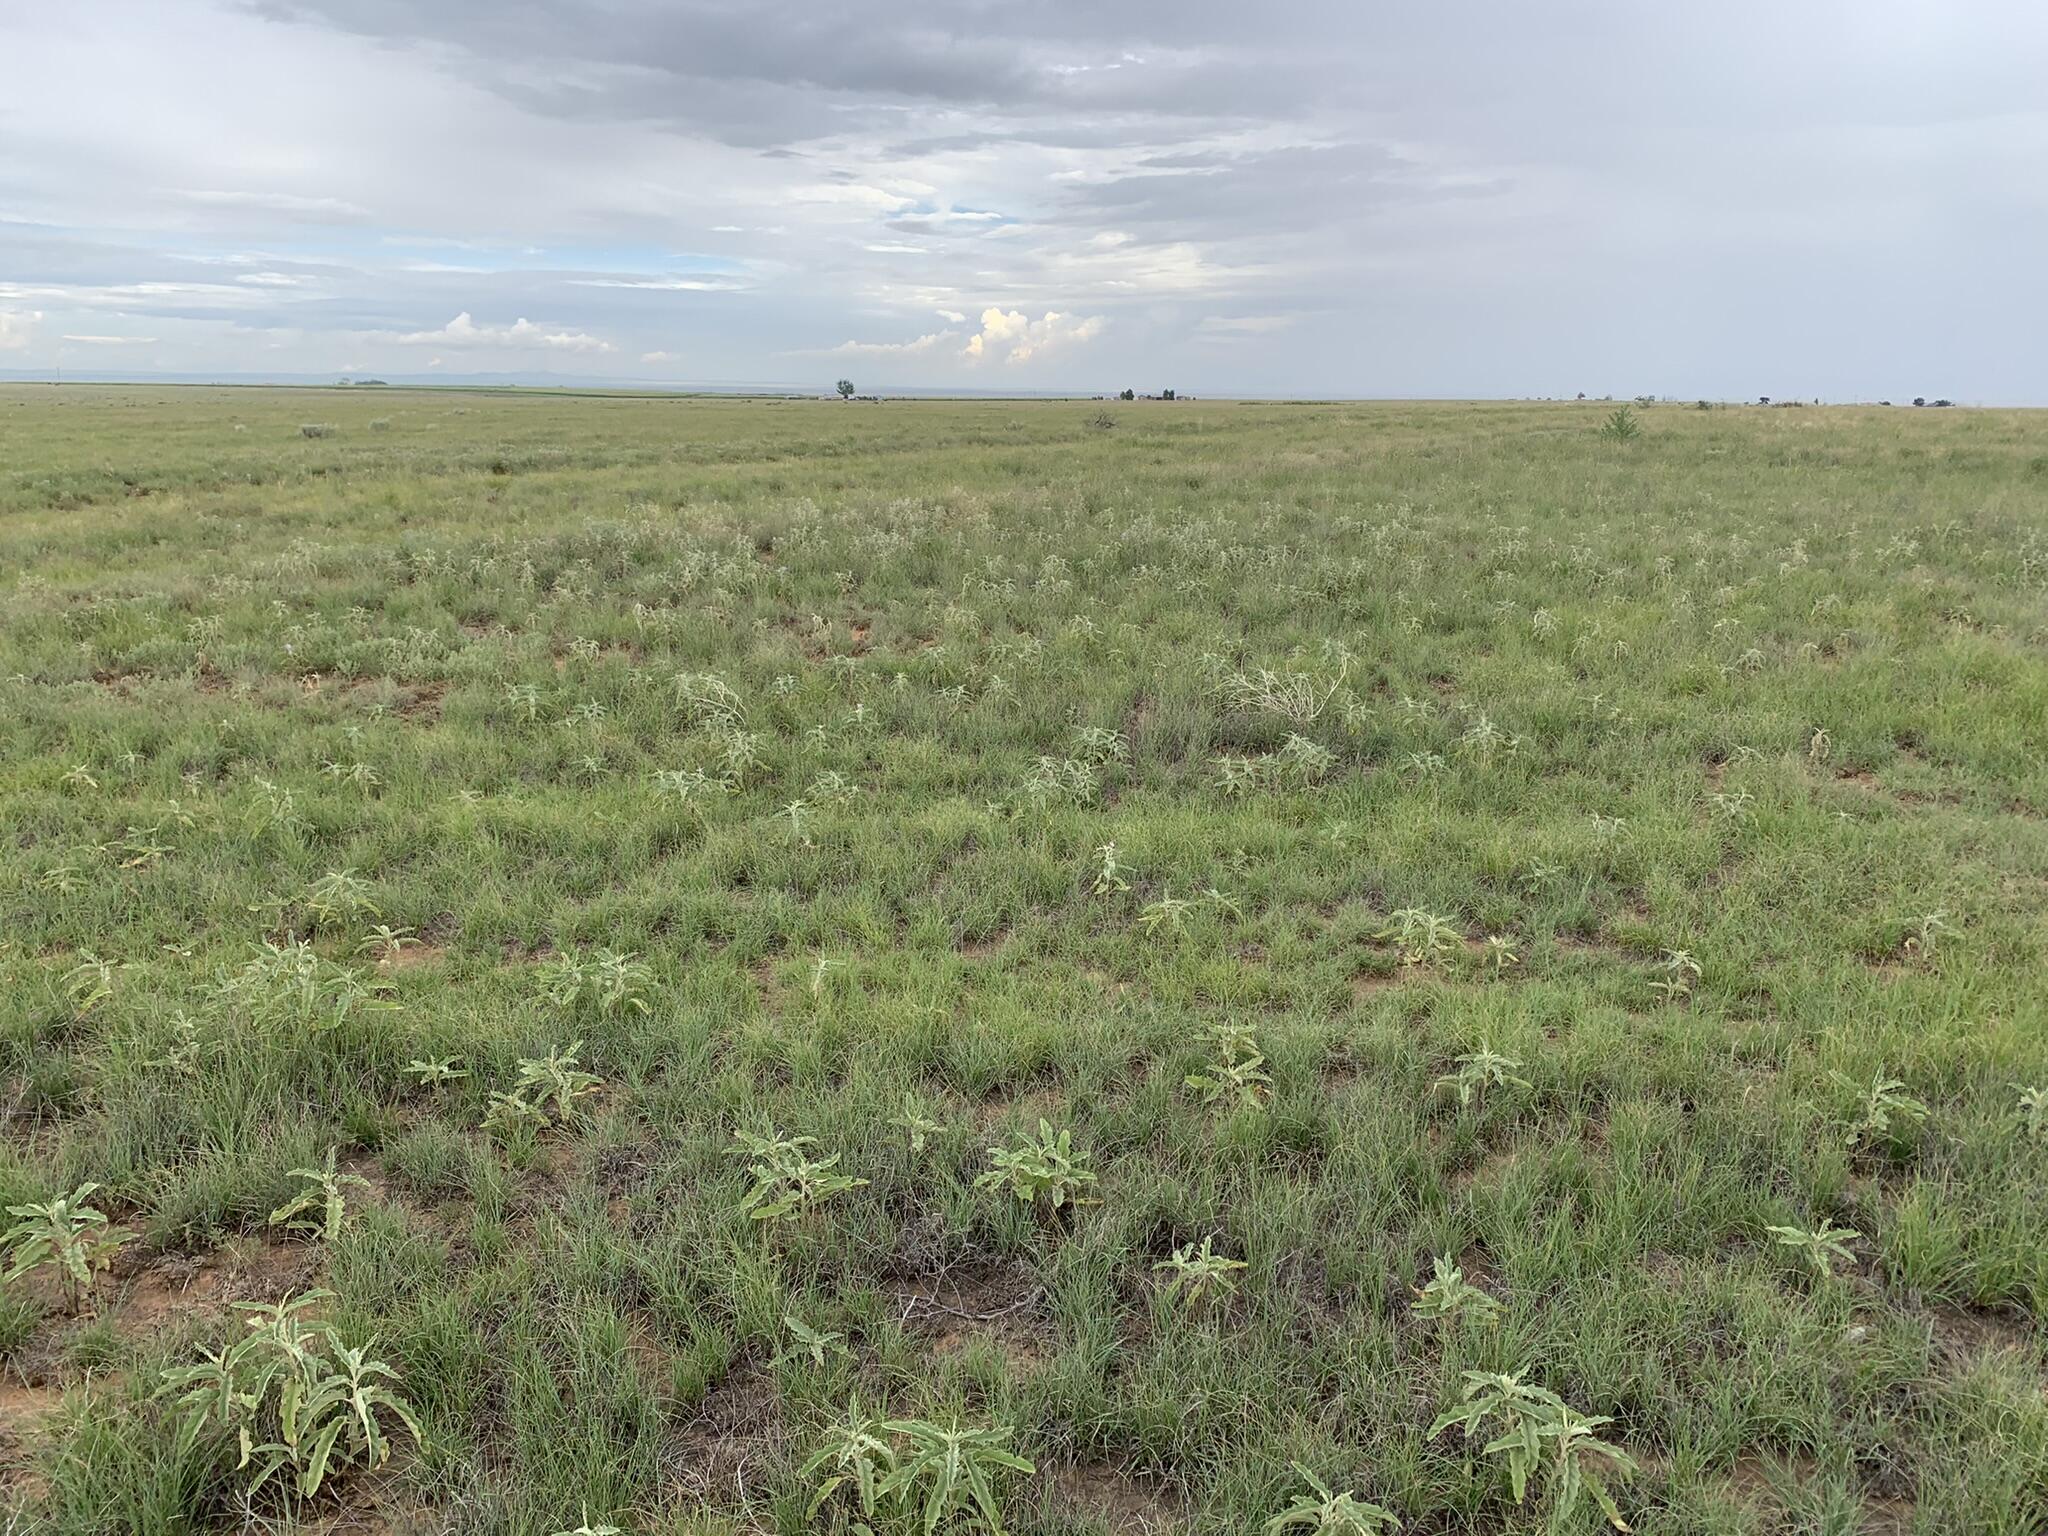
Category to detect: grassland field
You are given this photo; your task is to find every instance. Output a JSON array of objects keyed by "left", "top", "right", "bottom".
[{"left": 1, "top": 385, "right": 2046, "bottom": 1536}]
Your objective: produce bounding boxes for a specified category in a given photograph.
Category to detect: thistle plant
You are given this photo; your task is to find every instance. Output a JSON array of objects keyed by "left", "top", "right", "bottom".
[
  {"left": 1649, "top": 948, "right": 1701, "bottom": 1003},
  {"left": 3, "top": 1182, "right": 132, "bottom": 1313},
  {"left": 155, "top": 1290, "right": 422, "bottom": 1500},
  {"left": 1090, "top": 841, "right": 1131, "bottom": 896},
  {"left": 1434, "top": 1043, "right": 1531, "bottom": 1110},
  {"left": 482, "top": 1090, "right": 552, "bottom": 1136},
  {"left": 1153, "top": 1236, "right": 1248, "bottom": 1309},
  {"left": 306, "top": 868, "right": 380, "bottom": 926},
  {"left": 357, "top": 924, "right": 418, "bottom": 961},
  {"left": 144, "top": 1011, "right": 204, "bottom": 1075},
  {"left": 2016, "top": 1084, "right": 2048, "bottom": 1142},
  {"left": 1430, "top": 1371, "right": 1635, "bottom": 1532},
  {"left": 219, "top": 941, "right": 391, "bottom": 1035},
  {"left": 802, "top": 1396, "right": 897, "bottom": 1531},
  {"left": 1830, "top": 1069, "right": 1928, "bottom": 1149},
  {"left": 653, "top": 765, "right": 731, "bottom": 807},
  {"left": 511, "top": 1041, "right": 605, "bottom": 1122},
  {"left": 774, "top": 1314, "right": 853, "bottom": 1370},
  {"left": 1018, "top": 755, "right": 1096, "bottom": 808},
  {"left": 1907, "top": 909, "right": 1956, "bottom": 958},
  {"left": 590, "top": 949, "right": 652, "bottom": 1015},
  {"left": 403, "top": 1055, "right": 469, "bottom": 1090},
  {"left": 1380, "top": 908, "right": 1462, "bottom": 968},
  {"left": 1411, "top": 1253, "right": 1501, "bottom": 1326},
  {"left": 715, "top": 725, "right": 767, "bottom": 783},
  {"left": 1264, "top": 1463, "right": 1400, "bottom": 1534},
  {"left": 889, "top": 1092, "right": 942, "bottom": 1156},
  {"left": 1710, "top": 789, "right": 1755, "bottom": 821},
  {"left": 674, "top": 670, "right": 747, "bottom": 729},
  {"left": 809, "top": 769, "right": 860, "bottom": 805},
  {"left": 60, "top": 952, "right": 116, "bottom": 1016},
  {"left": 730, "top": 1127, "right": 868, "bottom": 1224},
  {"left": 1219, "top": 657, "right": 1350, "bottom": 725},
  {"left": 1481, "top": 935, "right": 1520, "bottom": 977},
  {"left": 878, "top": 1418, "right": 1035, "bottom": 1536},
  {"left": 1767, "top": 1220, "right": 1859, "bottom": 1277},
  {"left": 1273, "top": 733, "right": 1336, "bottom": 786},
  {"left": 976, "top": 1120, "right": 1098, "bottom": 1211},
  {"left": 320, "top": 759, "right": 381, "bottom": 793},
  {"left": 1069, "top": 724, "right": 1128, "bottom": 764},
  {"left": 1138, "top": 888, "right": 1198, "bottom": 934},
  {"left": 1184, "top": 1022, "right": 1272, "bottom": 1109},
  {"left": 268, "top": 1146, "right": 372, "bottom": 1242},
  {"left": 781, "top": 798, "right": 814, "bottom": 845},
  {"left": 244, "top": 778, "right": 304, "bottom": 837},
  {"left": 539, "top": 950, "right": 651, "bottom": 1015},
  {"left": 1460, "top": 713, "right": 1514, "bottom": 758},
  {"left": 115, "top": 824, "right": 175, "bottom": 868}
]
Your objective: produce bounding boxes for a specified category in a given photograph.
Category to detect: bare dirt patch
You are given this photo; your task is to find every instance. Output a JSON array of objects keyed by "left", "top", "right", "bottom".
[
  {"left": 377, "top": 940, "right": 450, "bottom": 972},
  {"left": 1350, "top": 968, "right": 1410, "bottom": 1001},
  {"left": 1449, "top": 1141, "right": 1533, "bottom": 1194},
  {"left": 0, "top": 1378, "right": 67, "bottom": 1442},
  {"left": 1084, "top": 966, "right": 1134, "bottom": 998},
  {"left": 110, "top": 1233, "right": 318, "bottom": 1333},
  {"left": 1039, "top": 1463, "right": 1189, "bottom": 1533},
  {"left": 881, "top": 1258, "right": 1046, "bottom": 1371},
  {"left": 663, "top": 1360, "right": 783, "bottom": 1511},
  {"left": 1925, "top": 1303, "right": 2036, "bottom": 1371}
]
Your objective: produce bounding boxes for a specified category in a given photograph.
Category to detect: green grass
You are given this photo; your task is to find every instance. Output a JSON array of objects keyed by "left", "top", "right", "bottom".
[{"left": 2, "top": 384, "right": 2046, "bottom": 1534}]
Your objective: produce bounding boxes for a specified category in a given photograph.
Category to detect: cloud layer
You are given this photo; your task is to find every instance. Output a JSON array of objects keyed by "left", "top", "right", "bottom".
[{"left": 2, "top": 2, "right": 2044, "bottom": 397}]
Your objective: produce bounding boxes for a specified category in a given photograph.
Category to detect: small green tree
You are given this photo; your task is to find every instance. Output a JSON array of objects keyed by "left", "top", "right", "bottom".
[
  {"left": 1597, "top": 405, "right": 1641, "bottom": 442},
  {"left": 837, "top": 379, "right": 856, "bottom": 400}
]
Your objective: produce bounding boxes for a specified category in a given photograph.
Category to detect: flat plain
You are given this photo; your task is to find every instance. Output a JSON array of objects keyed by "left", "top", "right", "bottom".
[{"left": 1, "top": 386, "right": 2046, "bottom": 1535}]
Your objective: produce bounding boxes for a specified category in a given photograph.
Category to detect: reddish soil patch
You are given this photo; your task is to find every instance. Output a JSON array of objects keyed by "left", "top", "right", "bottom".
[
  {"left": 0, "top": 1378, "right": 67, "bottom": 1441},
  {"left": 377, "top": 941, "right": 449, "bottom": 971},
  {"left": 1350, "top": 969, "right": 1409, "bottom": 1000},
  {"left": 111, "top": 1233, "right": 318, "bottom": 1333}
]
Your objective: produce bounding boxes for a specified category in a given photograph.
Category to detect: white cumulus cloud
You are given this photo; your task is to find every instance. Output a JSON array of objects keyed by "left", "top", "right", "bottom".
[
  {"left": 962, "top": 308, "right": 1104, "bottom": 364},
  {"left": 0, "top": 309, "right": 42, "bottom": 350},
  {"left": 827, "top": 330, "right": 956, "bottom": 357},
  {"left": 377, "top": 312, "right": 613, "bottom": 352}
]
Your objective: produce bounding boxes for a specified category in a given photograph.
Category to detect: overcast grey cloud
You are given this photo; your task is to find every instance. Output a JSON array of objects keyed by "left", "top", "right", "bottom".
[{"left": 2, "top": 2, "right": 2043, "bottom": 397}]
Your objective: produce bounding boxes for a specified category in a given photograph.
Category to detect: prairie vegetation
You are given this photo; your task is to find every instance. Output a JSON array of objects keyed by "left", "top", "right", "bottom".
[{"left": 1, "top": 386, "right": 2046, "bottom": 1533}]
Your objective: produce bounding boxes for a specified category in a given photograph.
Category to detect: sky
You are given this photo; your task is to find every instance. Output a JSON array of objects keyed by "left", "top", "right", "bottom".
[{"left": 2, "top": 1, "right": 2044, "bottom": 399}]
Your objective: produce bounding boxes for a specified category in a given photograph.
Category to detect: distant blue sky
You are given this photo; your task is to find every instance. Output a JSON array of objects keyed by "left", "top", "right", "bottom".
[{"left": 3, "top": 2, "right": 2044, "bottom": 399}]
